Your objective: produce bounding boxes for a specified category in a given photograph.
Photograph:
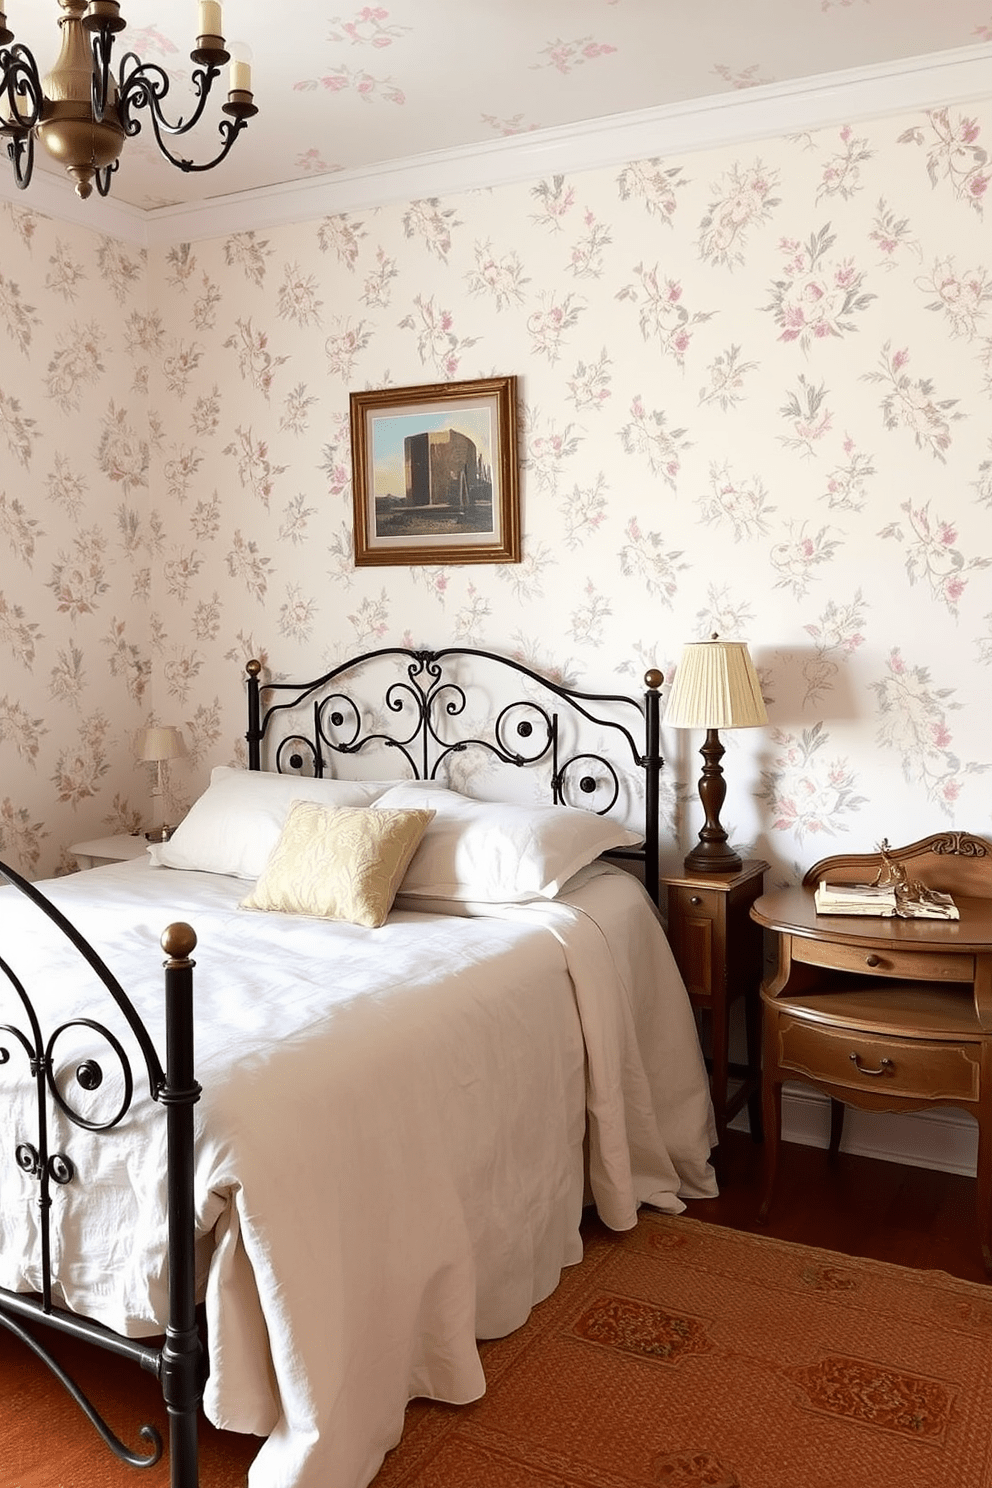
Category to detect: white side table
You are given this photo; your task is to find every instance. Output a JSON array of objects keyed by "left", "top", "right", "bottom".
[{"left": 71, "top": 835, "right": 149, "bottom": 870}]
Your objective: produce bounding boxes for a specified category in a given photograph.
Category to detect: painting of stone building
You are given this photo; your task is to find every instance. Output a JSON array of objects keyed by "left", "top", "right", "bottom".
[{"left": 404, "top": 427, "right": 493, "bottom": 515}]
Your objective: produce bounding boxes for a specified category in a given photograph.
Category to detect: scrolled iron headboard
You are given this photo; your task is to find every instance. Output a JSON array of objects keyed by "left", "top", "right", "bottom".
[{"left": 245, "top": 646, "right": 665, "bottom": 904}]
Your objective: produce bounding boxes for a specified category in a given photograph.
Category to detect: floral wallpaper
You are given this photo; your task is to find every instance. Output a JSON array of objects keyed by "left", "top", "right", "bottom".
[{"left": 1, "top": 98, "right": 990, "bottom": 884}]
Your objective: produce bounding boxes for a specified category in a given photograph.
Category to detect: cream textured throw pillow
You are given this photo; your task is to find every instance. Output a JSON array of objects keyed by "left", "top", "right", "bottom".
[{"left": 240, "top": 801, "right": 435, "bottom": 928}]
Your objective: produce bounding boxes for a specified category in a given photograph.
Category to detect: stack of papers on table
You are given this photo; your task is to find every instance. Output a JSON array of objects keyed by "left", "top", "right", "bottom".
[
  {"left": 814, "top": 881, "right": 897, "bottom": 916},
  {"left": 813, "top": 880, "right": 959, "bottom": 919}
]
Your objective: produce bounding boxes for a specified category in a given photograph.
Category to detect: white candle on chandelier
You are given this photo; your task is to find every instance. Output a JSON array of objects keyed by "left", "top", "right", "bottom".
[
  {"left": 230, "top": 55, "right": 252, "bottom": 94},
  {"left": 198, "top": 1, "right": 223, "bottom": 38}
]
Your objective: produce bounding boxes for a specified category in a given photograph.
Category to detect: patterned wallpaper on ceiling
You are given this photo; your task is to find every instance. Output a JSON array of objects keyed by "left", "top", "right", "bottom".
[{"left": 1, "top": 100, "right": 990, "bottom": 882}]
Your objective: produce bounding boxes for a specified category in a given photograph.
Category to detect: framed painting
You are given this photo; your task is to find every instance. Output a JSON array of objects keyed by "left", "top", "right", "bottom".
[{"left": 349, "top": 375, "right": 520, "bottom": 566}]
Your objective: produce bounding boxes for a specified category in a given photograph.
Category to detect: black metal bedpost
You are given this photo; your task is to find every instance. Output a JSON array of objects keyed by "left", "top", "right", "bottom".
[
  {"left": 643, "top": 670, "right": 665, "bottom": 906},
  {"left": 246, "top": 659, "right": 262, "bottom": 770},
  {"left": 158, "top": 923, "right": 203, "bottom": 1488}
]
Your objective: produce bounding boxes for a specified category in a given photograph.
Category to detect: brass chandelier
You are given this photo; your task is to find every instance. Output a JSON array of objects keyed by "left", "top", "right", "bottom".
[{"left": 0, "top": 0, "right": 257, "bottom": 200}]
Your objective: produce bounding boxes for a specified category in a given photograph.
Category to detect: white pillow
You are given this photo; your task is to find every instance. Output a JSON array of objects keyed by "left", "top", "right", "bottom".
[
  {"left": 149, "top": 766, "right": 394, "bottom": 879},
  {"left": 372, "top": 783, "right": 641, "bottom": 903}
]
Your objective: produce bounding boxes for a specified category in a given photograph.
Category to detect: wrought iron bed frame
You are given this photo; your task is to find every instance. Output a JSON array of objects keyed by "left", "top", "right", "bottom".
[
  {"left": 246, "top": 646, "right": 666, "bottom": 905},
  {"left": 0, "top": 872, "right": 202, "bottom": 1485},
  {"left": 0, "top": 644, "right": 666, "bottom": 1488}
]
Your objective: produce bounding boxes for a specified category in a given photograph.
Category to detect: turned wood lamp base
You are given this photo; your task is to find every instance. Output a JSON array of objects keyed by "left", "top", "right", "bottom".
[{"left": 683, "top": 726, "right": 742, "bottom": 876}]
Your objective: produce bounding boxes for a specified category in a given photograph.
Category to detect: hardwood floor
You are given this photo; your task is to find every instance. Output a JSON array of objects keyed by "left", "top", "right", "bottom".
[{"left": 683, "top": 1130, "right": 990, "bottom": 1285}]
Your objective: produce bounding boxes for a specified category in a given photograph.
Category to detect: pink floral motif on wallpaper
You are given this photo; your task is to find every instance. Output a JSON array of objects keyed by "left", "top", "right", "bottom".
[
  {"left": 698, "top": 345, "right": 758, "bottom": 412},
  {"left": 815, "top": 126, "right": 874, "bottom": 203},
  {"left": 1, "top": 273, "right": 39, "bottom": 354},
  {"left": 53, "top": 713, "right": 111, "bottom": 806},
  {"left": 871, "top": 650, "right": 990, "bottom": 812},
  {"left": 915, "top": 256, "right": 992, "bottom": 340},
  {"left": 0, "top": 697, "right": 45, "bottom": 763},
  {"left": 223, "top": 426, "right": 287, "bottom": 508},
  {"left": 530, "top": 175, "right": 576, "bottom": 233},
  {"left": 294, "top": 65, "right": 405, "bottom": 105},
  {"left": 531, "top": 37, "right": 617, "bottom": 76},
  {"left": 0, "top": 799, "right": 44, "bottom": 872},
  {"left": 324, "top": 317, "right": 374, "bottom": 379},
  {"left": 899, "top": 110, "right": 989, "bottom": 215},
  {"left": 399, "top": 294, "right": 479, "bottom": 375},
  {"left": 778, "top": 376, "right": 833, "bottom": 456},
  {"left": 801, "top": 592, "right": 867, "bottom": 707},
  {"left": 619, "top": 517, "right": 688, "bottom": 606},
  {"left": 566, "top": 349, "right": 612, "bottom": 412},
  {"left": 225, "top": 531, "right": 274, "bottom": 601},
  {"left": 697, "top": 160, "right": 780, "bottom": 269},
  {"left": 466, "top": 241, "right": 530, "bottom": 310},
  {"left": 699, "top": 463, "right": 774, "bottom": 540},
  {"left": 712, "top": 62, "right": 773, "bottom": 90},
  {"left": 526, "top": 416, "right": 584, "bottom": 493},
  {"left": 770, "top": 523, "right": 843, "bottom": 599},
  {"left": 481, "top": 114, "right": 541, "bottom": 138},
  {"left": 1, "top": 387, "right": 37, "bottom": 469},
  {"left": 879, "top": 500, "right": 991, "bottom": 615},
  {"left": 567, "top": 212, "right": 613, "bottom": 279},
  {"left": 327, "top": 8, "right": 410, "bottom": 48},
  {"left": 758, "top": 723, "right": 867, "bottom": 841},
  {"left": 821, "top": 434, "right": 875, "bottom": 511},
  {"left": 569, "top": 580, "right": 612, "bottom": 646},
  {"left": 617, "top": 160, "right": 687, "bottom": 225},
  {"left": 44, "top": 241, "right": 86, "bottom": 302},
  {"left": 0, "top": 491, "right": 40, "bottom": 563},
  {"left": 868, "top": 199, "right": 922, "bottom": 271},
  {"left": 861, "top": 343, "right": 963, "bottom": 462},
  {"left": 617, "top": 264, "right": 713, "bottom": 366},
  {"left": 527, "top": 292, "right": 586, "bottom": 364},
  {"left": 223, "top": 232, "right": 272, "bottom": 286},
  {"left": 318, "top": 214, "right": 368, "bottom": 269},
  {"left": 361, "top": 247, "right": 398, "bottom": 308},
  {"left": 277, "top": 264, "right": 324, "bottom": 328},
  {"left": 223, "top": 319, "right": 289, "bottom": 399},
  {"left": 281, "top": 384, "right": 318, "bottom": 437},
  {"left": 766, "top": 226, "right": 875, "bottom": 350},
  {"left": 619, "top": 397, "right": 690, "bottom": 491},
  {"left": 402, "top": 200, "right": 461, "bottom": 263},
  {"left": 0, "top": 589, "right": 40, "bottom": 666},
  {"left": 561, "top": 474, "right": 609, "bottom": 550}
]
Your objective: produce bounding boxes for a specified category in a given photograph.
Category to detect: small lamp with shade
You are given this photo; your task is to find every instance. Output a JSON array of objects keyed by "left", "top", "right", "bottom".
[
  {"left": 138, "top": 726, "right": 185, "bottom": 843},
  {"left": 664, "top": 634, "right": 767, "bottom": 875}
]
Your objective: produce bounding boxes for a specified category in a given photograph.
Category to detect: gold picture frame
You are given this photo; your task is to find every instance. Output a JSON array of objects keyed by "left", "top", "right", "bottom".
[{"left": 350, "top": 376, "right": 520, "bottom": 567}]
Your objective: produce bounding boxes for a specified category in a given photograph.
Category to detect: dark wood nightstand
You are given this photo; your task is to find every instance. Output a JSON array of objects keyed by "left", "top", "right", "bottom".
[{"left": 662, "top": 858, "right": 769, "bottom": 1153}]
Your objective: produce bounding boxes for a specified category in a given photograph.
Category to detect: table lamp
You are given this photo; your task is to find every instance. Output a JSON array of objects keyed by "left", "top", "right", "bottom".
[
  {"left": 664, "top": 634, "right": 767, "bottom": 875},
  {"left": 139, "top": 725, "right": 184, "bottom": 842}
]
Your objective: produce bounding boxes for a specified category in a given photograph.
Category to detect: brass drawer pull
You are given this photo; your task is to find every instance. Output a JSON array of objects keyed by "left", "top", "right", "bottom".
[
  {"left": 865, "top": 954, "right": 881, "bottom": 968},
  {"left": 689, "top": 895, "right": 702, "bottom": 906},
  {"left": 849, "top": 1052, "right": 892, "bottom": 1076}
]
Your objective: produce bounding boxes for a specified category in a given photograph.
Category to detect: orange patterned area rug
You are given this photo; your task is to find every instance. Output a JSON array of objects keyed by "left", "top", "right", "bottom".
[{"left": 372, "top": 1212, "right": 992, "bottom": 1488}]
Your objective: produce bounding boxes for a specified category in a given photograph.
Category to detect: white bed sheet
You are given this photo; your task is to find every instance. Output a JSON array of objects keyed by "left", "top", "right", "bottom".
[{"left": 0, "top": 857, "right": 716, "bottom": 1488}]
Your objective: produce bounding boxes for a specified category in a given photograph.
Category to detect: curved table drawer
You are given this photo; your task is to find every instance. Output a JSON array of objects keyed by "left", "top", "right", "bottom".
[
  {"left": 776, "top": 1014, "right": 980, "bottom": 1103},
  {"left": 790, "top": 937, "right": 973, "bottom": 984}
]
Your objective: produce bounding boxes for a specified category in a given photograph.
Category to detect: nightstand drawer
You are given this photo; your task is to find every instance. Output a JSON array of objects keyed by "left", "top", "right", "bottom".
[
  {"left": 777, "top": 1014, "right": 980, "bottom": 1103},
  {"left": 791, "top": 936, "right": 973, "bottom": 984}
]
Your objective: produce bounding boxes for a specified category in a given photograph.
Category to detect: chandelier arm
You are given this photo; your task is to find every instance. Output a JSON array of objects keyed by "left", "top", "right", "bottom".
[
  {"left": 94, "top": 159, "right": 119, "bottom": 196},
  {"left": 137, "top": 108, "right": 250, "bottom": 174},
  {"left": 1, "top": 45, "right": 44, "bottom": 129},
  {"left": 4, "top": 127, "right": 34, "bottom": 189},
  {"left": 117, "top": 56, "right": 222, "bottom": 140}
]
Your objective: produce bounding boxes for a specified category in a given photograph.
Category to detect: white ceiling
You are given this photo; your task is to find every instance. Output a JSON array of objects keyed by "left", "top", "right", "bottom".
[{"left": 4, "top": 1, "right": 992, "bottom": 236}]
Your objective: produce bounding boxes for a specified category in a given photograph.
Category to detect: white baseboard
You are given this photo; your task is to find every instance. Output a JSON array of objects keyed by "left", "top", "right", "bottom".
[{"left": 730, "top": 1083, "right": 978, "bottom": 1178}]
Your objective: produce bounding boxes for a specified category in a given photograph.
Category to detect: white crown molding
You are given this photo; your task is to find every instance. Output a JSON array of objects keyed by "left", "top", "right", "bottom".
[{"left": 2, "top": 43, "right": 990, "bottom": 248}]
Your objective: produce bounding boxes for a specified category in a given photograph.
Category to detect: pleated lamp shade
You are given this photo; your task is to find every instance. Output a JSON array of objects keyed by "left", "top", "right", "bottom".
[{"left": 664, "top": 637, "right": 767, "bottom": 731}]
